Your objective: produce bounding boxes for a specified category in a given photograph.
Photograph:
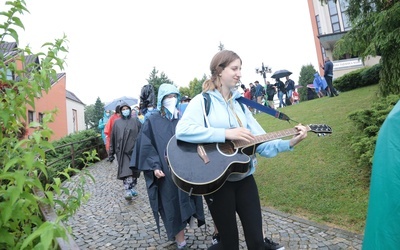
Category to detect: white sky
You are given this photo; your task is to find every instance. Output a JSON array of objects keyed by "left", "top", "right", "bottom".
[{"left": 2, "top": 0, "right": 319, "bottom": 105}]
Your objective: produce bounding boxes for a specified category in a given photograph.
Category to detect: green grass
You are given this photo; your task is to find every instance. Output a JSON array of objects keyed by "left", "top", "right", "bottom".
[{"left": 254, "top": 84, "right": 379, "bottom": 234}]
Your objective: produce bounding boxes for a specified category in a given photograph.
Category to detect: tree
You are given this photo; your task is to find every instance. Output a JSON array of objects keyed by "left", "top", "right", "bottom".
[
  {"left": 320, "top": 0, "right": 400, "bottom": 97},
  {"left": 145, "top": 67, "right": 175, "bottom": 104},
  {"left": 84, "top": 104, "right": 95, "bottom": 129},
  {"left": 298, "top": 64, "right": 317, "bottom": 101},
  {"left": 93, "top": 97, "right": 104, "bottom": 128},
  {"left": 84, "top": 97, "right": 105, "bottom": 130}
]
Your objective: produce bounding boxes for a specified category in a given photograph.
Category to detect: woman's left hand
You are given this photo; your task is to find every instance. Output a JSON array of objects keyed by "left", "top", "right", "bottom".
[{"left": 289, "top": 124, "right": 308, "bottom": 147}]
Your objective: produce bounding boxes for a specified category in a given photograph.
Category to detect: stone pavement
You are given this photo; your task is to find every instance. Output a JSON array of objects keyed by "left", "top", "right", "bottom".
[{"left": 65, "top": 160, "right": 364, "bottom": 249}]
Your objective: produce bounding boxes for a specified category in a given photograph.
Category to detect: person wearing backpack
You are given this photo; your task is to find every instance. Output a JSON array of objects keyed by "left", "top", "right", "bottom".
[
  {"left": 176, "top": 50, "right": 308, "bottom": 250},
  {"left": 265, "top": 81, "right": 277, "bottom": 109}
]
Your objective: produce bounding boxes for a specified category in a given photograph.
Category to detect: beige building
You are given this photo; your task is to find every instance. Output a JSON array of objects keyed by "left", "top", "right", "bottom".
[{"left": 307, "top": 0, "right": 379, "bottom": 78}]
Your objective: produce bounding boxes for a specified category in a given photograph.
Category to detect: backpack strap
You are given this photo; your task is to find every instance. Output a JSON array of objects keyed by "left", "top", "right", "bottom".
[{"left": 202, "top": 92, "right": 245, "bottom": 116}]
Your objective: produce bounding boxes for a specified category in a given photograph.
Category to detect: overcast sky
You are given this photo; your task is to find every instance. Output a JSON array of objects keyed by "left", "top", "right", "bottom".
[{"left": 2, "top": 0, "right": 319, "bottom": 105}]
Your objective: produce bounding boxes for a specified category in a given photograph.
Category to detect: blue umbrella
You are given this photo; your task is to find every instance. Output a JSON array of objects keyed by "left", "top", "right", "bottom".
[{"left": 104, "top": 96, "right": 138, "bottom": 111}]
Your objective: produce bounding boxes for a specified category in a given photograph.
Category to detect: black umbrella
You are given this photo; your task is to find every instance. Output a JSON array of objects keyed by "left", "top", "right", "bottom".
[
  {"left": 104, "top": 96, "right": 138, "bottom": 111},
  {"left": 271, "top": 69, "right": 292, "bottom": 79}
]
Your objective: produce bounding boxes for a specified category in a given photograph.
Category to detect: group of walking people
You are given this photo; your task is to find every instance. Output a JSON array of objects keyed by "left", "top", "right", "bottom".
[
  {"left": 99, "top": 50, "right": 309, "bottom": 250},
  {"left": 241, "top": 76, "right": 299, "bottom": 111}
]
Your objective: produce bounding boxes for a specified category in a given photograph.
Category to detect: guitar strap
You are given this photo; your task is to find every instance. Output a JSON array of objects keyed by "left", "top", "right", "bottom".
[{"left": 236, "top": 96, "right": 293, "bottom": 122}]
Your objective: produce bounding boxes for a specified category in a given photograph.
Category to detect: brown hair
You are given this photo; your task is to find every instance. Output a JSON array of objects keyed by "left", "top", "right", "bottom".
[{"left": 202, "top": 50, "right": 242, "bottom": 92}]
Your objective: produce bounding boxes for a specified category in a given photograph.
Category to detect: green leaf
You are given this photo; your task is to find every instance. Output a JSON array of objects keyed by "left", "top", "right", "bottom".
[{"left": 0, "top": 228, "right": 14, "bottom": 246}]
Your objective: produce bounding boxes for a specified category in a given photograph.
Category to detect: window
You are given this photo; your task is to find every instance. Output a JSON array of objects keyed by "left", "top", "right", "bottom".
[
  {"left": 339, "top": 0, "right": 351, "bottom": 31},
  {"left": 328, "top": 0, "right": 341, "bottom": 33},
  {"left": 38, "top": 113, "right": 44, "bottom": 124},
  {"left": 28, "top": 110, "right": 34, "bottom": 124},
  {"left": 316, "top": 15, "right": 322, "bottom": 35},
  {"left": 72, "top": 109, "right": 78, "bottom": 132},
  {"left": 0, "top": 67, "right": 13, "bottom": 80}
]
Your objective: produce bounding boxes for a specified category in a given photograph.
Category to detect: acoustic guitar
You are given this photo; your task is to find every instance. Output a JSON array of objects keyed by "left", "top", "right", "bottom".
[{"left": 167, "top": 124, "right": 332, "bottom": 196}]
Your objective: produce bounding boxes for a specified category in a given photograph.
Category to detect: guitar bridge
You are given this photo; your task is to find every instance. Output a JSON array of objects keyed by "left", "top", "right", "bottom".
[{"left": 197, "top": 145, "right": 210, "bottom": 164}]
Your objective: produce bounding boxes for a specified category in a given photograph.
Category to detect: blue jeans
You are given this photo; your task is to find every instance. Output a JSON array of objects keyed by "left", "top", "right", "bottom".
[{"left": 278, "top": 91, "right": 286, "bottom": 107}]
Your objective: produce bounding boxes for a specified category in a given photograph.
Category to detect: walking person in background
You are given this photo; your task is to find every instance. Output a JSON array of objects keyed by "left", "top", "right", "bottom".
[
  {"left": 254, "top": 80, "right": 265, "bottom": 112},
  {"left": 284, "top": 76, "right": 295, "bottom": 105},
  {"left": 132, "top": 83, "right": 205, "bottom": 250},
  {"left": 265, "top": 81, "right": 277, "bottom": 109},
  {"left": 176, "top": 50, "right": 308, "bottom": 250},
  {"left": 98, "top": 110, "right": 111, "bottom": 145},
  {"left": 274, "top": 78, "right": 286, "bottom": 108},
  {"left": 313, "top": 72, "right": 328, "bottom": 98},
  {"left": 292, "top": 89, "right": 300, "bottom": 104},
  {"left": 108, "top": 103, "right": 142, "bottom": 200},
  {"left": 104, "top": 105, "right": 121, "bottom": 154},
  {"left": 320, "top": 56, "right": 339, "bottom": 97}
]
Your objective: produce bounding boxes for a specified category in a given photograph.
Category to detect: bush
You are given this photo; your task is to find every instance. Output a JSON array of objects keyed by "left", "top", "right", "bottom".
[
  {"left": 0, "top": 1, "right": 94, "bottom": 248},
  {"left": 348, "top": 94, "right": 400, "bottom": 174},
  {"left": 334, "top": 64, "right": 381, "bottom": 92},
  {"left": 45, "top": 129, "right": 104, "bottom": 183}
]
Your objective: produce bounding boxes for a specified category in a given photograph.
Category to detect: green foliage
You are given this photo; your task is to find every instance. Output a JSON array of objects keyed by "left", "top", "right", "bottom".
[
  {"left": 84, "top": 97, "right": 104, "bottom": 129},
  {"left": 146, "top": 67, "right": 175, "bottom": 102},
  {"left": 298, "top": 64, "right": 317, "bottom": 101},
  {"left": 45, "top": 130, "right": 103, "bottom": 182},
  {"left": 331, "top": 0, "right": 400, "bottom": 97},
  {"left": 93, "top": 97, "right": 104, "bottom": 128},
  {"left": 84, "top": 104, "right": 95, "bottom": 129},
  {"left": 1, "top": 1, "right": 93, "bottom": 248},
  {"left": 348, "top": 94, "right": 400, "bottom": 172},
  {"left": 333, "top": 64, "right": 381, "bottom": 92}
]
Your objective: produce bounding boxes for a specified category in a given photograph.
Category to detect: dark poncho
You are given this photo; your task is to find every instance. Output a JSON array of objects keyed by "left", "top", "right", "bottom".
[{"left": 131, "top": 112, "right": 205, "bottom": 240}]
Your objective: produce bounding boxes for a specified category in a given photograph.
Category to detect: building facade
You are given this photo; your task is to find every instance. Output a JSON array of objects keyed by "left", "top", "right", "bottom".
[
  {"left": 307, "top": 0, "right": 380, "bottom": 78},
  {"left": 1, "top": 42, "right": 85, "bottom": 141},
  {"left": 66, "top": 90, "right": 86, "bottom": 134}
]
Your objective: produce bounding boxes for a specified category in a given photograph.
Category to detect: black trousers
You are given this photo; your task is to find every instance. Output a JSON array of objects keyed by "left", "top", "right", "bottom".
[
  {"left": 205, "top": 175, "right": 265, "bottom": 250},
  {"left": 325, "top": 76, "right": 338, "bottom": 97}
]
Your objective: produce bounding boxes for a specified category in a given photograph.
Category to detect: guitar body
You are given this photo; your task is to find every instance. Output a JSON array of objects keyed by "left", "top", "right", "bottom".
[
  {"left": 167, "top": 124, "right": 332, "bottom": 196},
  {"left": 167, "top": 135, "right": 252, "bottom": 195}
]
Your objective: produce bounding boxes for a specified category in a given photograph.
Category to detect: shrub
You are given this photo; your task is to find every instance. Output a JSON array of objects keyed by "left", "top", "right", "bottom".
[
  {"left": 1, "top": 1, "right": 93, "bottom": 248},
  {"left": 348, "top": 94, "right": 400, "bottom": 174},
  {"left": 45, "top": 129, "right": 104, "bottom": 183},
  {"left": 334, "top": 64, "right": 381, "bottom": 92}
]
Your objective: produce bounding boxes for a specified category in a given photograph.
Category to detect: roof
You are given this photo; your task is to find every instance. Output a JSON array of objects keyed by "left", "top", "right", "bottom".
[
  {"left": 66, "top": 90, "right": 85, "bottom": 105},
  {"left": 1, "top": 41, "right": 19, "bottom": 62}
]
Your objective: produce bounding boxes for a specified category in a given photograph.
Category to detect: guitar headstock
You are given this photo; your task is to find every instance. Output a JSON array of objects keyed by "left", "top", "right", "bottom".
[{"left": 307, "top": 124, "right": 332, "bottom": 137}]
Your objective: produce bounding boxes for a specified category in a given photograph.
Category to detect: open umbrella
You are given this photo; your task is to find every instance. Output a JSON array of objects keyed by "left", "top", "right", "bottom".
[
  {"left": 307, "top": 84, "right": 315, "bottom": 89},
  {"left": 104, "top": 96, "right": 138, "bottom": 111},
  {"left": 271, "top": 69, "right": 292, "bottom": 79},
  {"left": 294, "top": 84, "right": 303, "bottom": 89}
]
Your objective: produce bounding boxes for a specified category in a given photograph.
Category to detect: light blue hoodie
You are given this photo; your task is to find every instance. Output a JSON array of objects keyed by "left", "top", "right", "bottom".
[
  {"left": 176, "top": 89, "right": 292, "bottom": 181},
  {"left": 157, "top": 83, "right": 180, "bottom": 120}
]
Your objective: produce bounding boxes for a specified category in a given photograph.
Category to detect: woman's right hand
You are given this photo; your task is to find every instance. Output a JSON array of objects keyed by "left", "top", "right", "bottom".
[
  {"left": 225, "top": 127, "right": 255, "bottom": 142},
  {"left": 154, "top": 169, "right": 165, "bottom": 179}
]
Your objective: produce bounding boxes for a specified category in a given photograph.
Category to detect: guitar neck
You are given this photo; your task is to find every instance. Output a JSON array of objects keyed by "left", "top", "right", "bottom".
[{"left": 232, "top": 125, "right": 311, "bottom": 149}]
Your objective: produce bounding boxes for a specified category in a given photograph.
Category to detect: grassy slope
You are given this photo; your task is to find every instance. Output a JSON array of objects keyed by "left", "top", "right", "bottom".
[{"left": 254, "top": 84, "right": 379, "bottom": 234}]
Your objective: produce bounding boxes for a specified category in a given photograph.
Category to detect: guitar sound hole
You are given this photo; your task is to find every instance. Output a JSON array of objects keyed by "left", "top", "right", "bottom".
[{"left": 216, "top": 141, "right": 237, "bottom": 156}]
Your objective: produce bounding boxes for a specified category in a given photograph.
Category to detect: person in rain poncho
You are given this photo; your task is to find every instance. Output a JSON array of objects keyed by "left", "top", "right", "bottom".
[
  {"left": 362, "top": 101, "right": 400, "bottom": 249},
  {"left": 109, "top": 102, "right": 142, "bottom": 200},
  {"left": 131, "top": 83, "right": 205, "bottom": 250},
  {"left": 98, "top": 110, "right": 111, "bottom": 144},
  {"left": 312, "top": 72, "right": 328, "bottom": 98}
]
